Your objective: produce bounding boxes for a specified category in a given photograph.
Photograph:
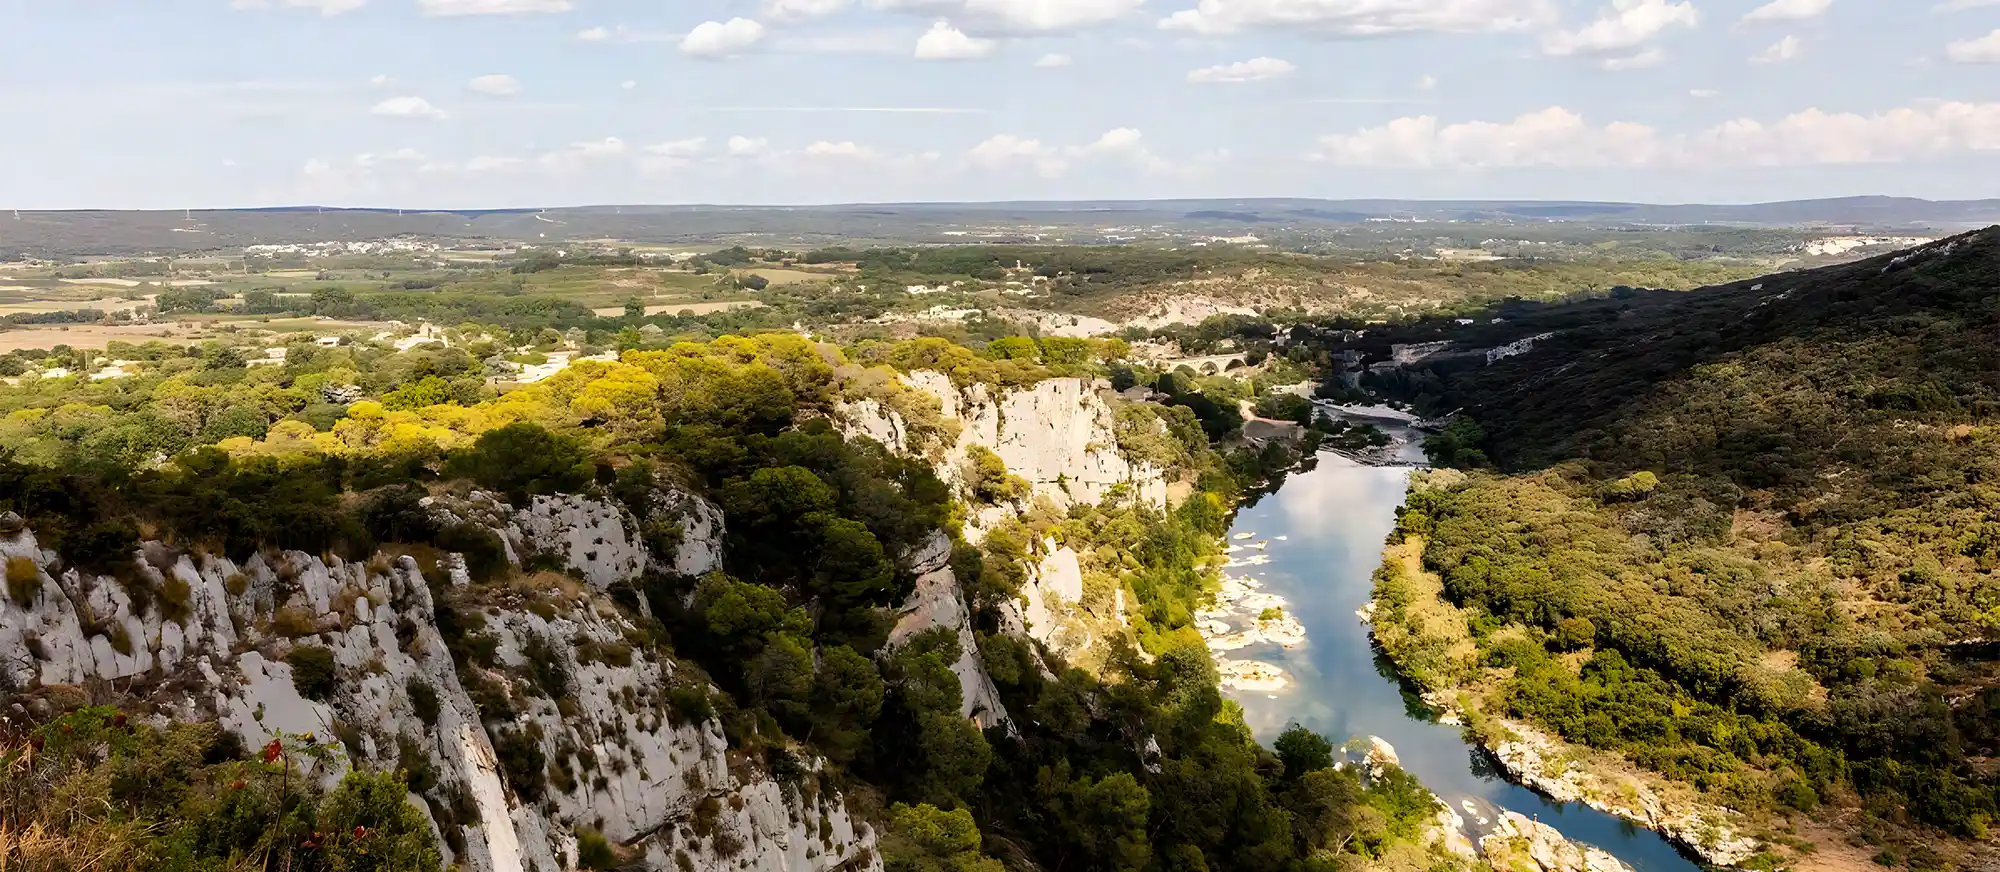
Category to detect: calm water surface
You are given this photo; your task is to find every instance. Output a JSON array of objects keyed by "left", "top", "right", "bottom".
[{"left": 1223, "top": 435, "right": 1703, "bottom": 872}]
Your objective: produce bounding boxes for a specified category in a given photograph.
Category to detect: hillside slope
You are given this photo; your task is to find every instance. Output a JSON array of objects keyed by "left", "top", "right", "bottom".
[{"left": 1384, "top": 229, "right": 2000, "bottom": 869}]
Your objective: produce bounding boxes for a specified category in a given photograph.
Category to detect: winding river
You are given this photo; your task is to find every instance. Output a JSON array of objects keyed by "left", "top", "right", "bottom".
[{"left": 1220, "top": 415, "right": 1704, "bottom": 872}]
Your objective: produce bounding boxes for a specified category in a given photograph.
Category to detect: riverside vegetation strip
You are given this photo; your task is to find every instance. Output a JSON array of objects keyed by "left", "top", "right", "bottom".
[
  {"left": 0, "top": 328, "right": 1539, "bottom": 871},
  {"left": 1361, "top": 230, "right": 2000, "bottom": 872}
]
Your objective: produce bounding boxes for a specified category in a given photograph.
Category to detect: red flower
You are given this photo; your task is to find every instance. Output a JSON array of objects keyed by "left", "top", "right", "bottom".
[
  {"left": 230, "top": 779, "right": 247, "bottom": 791},
  {"left": 111, "top": 712, "right": 128, "bottom": 727},
  {"left": 354, "top": 826, "right": 368, "bottom": 839},
  {"left": 262, "top": 740, "right": 284, "bottom": 763}
]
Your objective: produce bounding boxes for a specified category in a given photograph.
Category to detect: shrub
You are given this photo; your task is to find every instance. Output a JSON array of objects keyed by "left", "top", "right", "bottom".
[
  {"left": 446, "top": 422, "right": 590, "bottom": 503},
  {"left": 107, "top": 623, "right": 134, "bottom": 656},
  {"left": 667, "top": 684, "right": 715, "bottom": 726},
  {"left": 494, "top": 725, "right": 547, "bottom": 801},
  {"left": 286, "top": 645, "right": 338, "bottom": 701},
  {"left": 577, "top": 828, "right": 618, "bottom": 870},
  {"left": 271, "top": 605, "right": 317, "bottom": 638},
  {"left": 160, "top": 574, "right": 193, "bottom": 622},
  {"left": 522, "top": 632, "right": 573, "bottom": 699},
  {"left": 435, "top": 522, "right": 509, "bottom": 583},
  {"left": 6, "top": 555, "right": 40, "bottom": 605},
  {"left": 315, "top": 769, "right": 445, "bottom": 872},
  {"left": 407, "top": 676, "right": 442, "bottom": 726}
]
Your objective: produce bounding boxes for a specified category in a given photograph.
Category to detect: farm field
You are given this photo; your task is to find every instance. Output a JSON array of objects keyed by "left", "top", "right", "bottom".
[{"left": 587, "top": 300, "right": 767, "bottom": 317}]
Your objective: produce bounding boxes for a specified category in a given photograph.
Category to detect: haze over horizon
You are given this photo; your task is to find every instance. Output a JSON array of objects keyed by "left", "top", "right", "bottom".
[{"left": 5, "top": 0, "right": 2000, "bottom": 210}]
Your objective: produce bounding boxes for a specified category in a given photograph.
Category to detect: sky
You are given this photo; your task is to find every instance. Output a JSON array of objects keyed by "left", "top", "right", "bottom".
[{"left": 2, "top": 0, "right": 1998, "bottom": 208}]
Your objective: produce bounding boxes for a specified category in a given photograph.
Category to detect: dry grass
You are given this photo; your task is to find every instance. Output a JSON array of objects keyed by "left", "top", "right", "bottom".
[
  {"left": 0, "top": 742, "right": 260, "bottom": 872},
  {"left": 0, "top": 324, "right": 197, "bottom": 353},
  {"left": 587, "top": 300, "right": 767, "bottom": 318},
  {"left": 742, "top": 267, "right": 836, "bottom": 285}
]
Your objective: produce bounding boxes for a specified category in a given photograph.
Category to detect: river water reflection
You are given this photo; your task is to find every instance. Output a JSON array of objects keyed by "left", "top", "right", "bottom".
[{"left": 1223, "top": 446, "right": 1703, "bottom": 872}]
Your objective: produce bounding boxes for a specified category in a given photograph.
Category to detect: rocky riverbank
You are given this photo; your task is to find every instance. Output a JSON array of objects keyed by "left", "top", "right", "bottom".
[
  {"left": 1362, "top": 600, "right": 1765, "bottom": 869},
  {"left": 1363, "top": 737, "right": 1637, "bottom": 872},
  {"left": 1197, "top": 533, "right": 1308, "bottom": 692},
  {"left": 1480, "top": 718, "right": 1764, "bottom": 867}
]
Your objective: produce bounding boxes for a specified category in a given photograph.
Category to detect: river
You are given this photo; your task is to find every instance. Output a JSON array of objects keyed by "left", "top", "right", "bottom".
[{"left": 1218, "top": 417, "right": 1704, "bottom": 872}]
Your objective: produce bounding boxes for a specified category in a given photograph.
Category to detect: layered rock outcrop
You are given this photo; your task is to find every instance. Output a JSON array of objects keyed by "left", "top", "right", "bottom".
[
  {"left": 424, "top": 481, "right": 723, "bottom": 589},
  {"left": 842, "top": 371, "right": 1169, "bottom": 512},
  {"left": 1484, "top": 718, "right": 1761, "bottom": 867},
  {"left": 887, "top": 533, "right": 1012, "bottom": 732},
  {"left": 0, "top": 489, "right": 877, "bottom": 872}
]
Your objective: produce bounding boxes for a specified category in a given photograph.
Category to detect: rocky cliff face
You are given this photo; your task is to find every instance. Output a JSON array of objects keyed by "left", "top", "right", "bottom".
[
  {"left": 1483, "top": 717, "right": 1761, "bottom": 867},
  {"left": 887, "top": 534, "right": 1012, "bottom": 732},
  {"left": 843, "top": 371, "right": 1169, "bottom": 512},
  {"left": 849, "top": 373, "right": 1170, "bottom": 716},
  {"left": 0, "top": 487, "right": 879, "bottom": 872}
]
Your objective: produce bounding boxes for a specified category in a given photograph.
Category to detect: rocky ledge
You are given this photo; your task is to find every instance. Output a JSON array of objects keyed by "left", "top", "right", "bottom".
[
  {"left": 1359, "top": 595, "right": 1762, "bottom": 868},
  {"left": 1484, "top": 718, "right": 1763, "bottom": 867},
  {"left": 1480, "top": 812, "right": 1634, "bottom": 872},
  {"left": 1198, "top": 533, "right": 1306, "bottom": 693},
  {"left": 1359, "top": 737, "right": 1634, "bottom": 872}
]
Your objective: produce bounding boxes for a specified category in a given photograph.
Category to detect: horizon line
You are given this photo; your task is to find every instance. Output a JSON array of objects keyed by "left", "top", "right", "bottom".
[{"left": 7, "top": 193, "right": 1994, "bottom": 214}]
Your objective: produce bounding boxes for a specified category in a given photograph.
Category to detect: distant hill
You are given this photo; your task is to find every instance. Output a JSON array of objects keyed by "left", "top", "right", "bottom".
[
  {"left": 1413, "top": 225, "right": 2000, "bottom": 475},
  {"left": 6, "top": 196, "right": 2000, "bottom": 257},
  {"left": 1381, "top": 229, "right": 2000, "bottom": 863}
]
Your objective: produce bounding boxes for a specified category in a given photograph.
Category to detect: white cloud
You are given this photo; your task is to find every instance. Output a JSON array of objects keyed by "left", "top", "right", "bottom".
[
  {"left": 915, "top": 21, "right": 997, "bottom": 59},
  {"left": 1542, "top": 0, "right": 1699, "bottom": 58},
  {"left": 352, "top": 148, "right": 426, "bottom": 168},
  {"left": 645, "top": 138, "right": 709, "bottom": 158},
  {"left": 1035, "top": 53, "right": 1074, "bottom": 67},
  {"left": 232, "top": 0, "right": 366, "bottom": 15},
  {"left": 637, "top": 138, "right": 708, "bottom": 174},
  {"left": 1740, "top": 0, "right": 1832, "bottom": 23},
  {"left": 874, "top": 0, "right": 1143, "bottom": 34},
  {"left": 463, "top": 155, "right": 527, "bottom": 172},
  {"left": 468, "top": 74, "right": 520, "bottom": 96},
  {"left": 1947, "top": 29, "right": 2000, "bottom": 63},
  {"left": 774, "top": 29, "right": 909, "bottom": 53},
  {"left": 368, "top": 74, "right": 394, "bottom": 88},
  {"left": 1690, "top": 88, "right": 1719, "bottom": 97},
  {"left": 1160, "top": 0, "right": 1555, "bottom": 37},
  {"left": 537, "top": 137, "right": 628, "bottom": 170},
  {"left": 1314, "top": 102, "right": 2000, "bottom": 168},
  {"left": 1416, "top": 74, "right": 1438, "bottom": 90},
  {"left": 968, "top": 127, "right": 1172, "bottom": 176},
  {"left": 1936, "top": 0, "right": 1999, "bottom": 10},
  {"left": 1315, "top": 107, "right": 1663, "bottom": 168},
  {"left": 567, "top": 138, "right": 628, "bottom": 158},
  {"left": 1599, "top": 47, "right": 1664, "bottom": 69},
  {"left": 682, "top": 18, "right": 768, "bottom": 57},
  {"left": 728, "top": 136, "right": 771, "bottom": 157},
  {"left": 620, "top": 80, "right": 638, "bottom": 90},
  {"left": 1751, "top": 34, "right": 1802, "bottom": 63},
  {"left": 418, "top": 0, "right": 572, "bottom": 15},
  {"left": 1078, "top": 127, "right": 1172, "bottom": 171},
  {"left": 575, "top": 24, "right": 675, "bottom": 43},
  {"left": 301, "top": 158, "right": 334, "bottom": 176},
  {"left": 803, "top": 141, "right": 879, "bottom": 158},
  {"left": 764, "top": 0, "right": 850, "bottom": 23},
  {"left": 370, "top": 96, "right": 447, "bottom": 120},
  {"left": 968, "top": 134, "right": 1070, "bottom": 176},
  {"left": 1187, "top": 56, "right": 1297, "bottom": 83}
]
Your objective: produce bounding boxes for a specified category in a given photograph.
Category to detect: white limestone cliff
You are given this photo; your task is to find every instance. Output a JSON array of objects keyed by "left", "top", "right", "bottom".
[
  {"left": 424, "top": 480, "right": 724, "bottom": 588},
  {"left": 841, "top": 372, "right": 1169, "bottom": 512},
  {"left": 886, "top": 532, "right": 1012, "bottom": 732},
  {"left": 0, "top": 507, "right": 876, "bottom": 872}
]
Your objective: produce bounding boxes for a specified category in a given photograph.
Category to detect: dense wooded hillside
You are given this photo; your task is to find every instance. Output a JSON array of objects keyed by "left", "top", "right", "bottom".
[{"left": 1387, "top": 229, "right": 2000, "bottom": 869}]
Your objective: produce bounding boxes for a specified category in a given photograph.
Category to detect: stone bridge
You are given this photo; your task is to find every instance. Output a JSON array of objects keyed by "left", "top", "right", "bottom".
[{"left": 1162, "top": 352, "right": 1251, "bottom": 374}]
